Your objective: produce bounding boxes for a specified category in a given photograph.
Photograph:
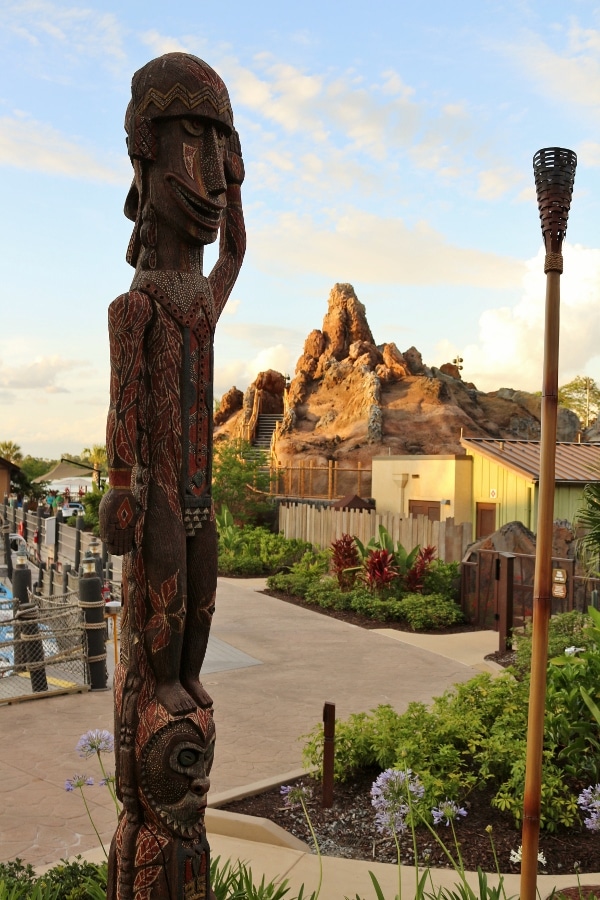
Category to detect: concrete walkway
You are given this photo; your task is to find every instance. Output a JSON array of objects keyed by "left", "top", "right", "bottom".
[{"left": 2, "top": 577, "right": 597, "bottom": 897}]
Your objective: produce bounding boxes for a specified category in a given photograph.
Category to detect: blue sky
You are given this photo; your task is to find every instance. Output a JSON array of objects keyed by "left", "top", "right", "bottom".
[{"left": 3, "top": 0, "right": 600, "bottom": 457}]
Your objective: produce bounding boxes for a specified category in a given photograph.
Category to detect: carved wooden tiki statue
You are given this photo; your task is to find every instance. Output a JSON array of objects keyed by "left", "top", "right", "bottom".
[{"left": 99, "top": 53, "right": 245, "bottom": 899}]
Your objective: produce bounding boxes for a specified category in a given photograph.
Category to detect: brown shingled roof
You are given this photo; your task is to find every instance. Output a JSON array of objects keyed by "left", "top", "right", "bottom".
[{"left": 460, "top": 438, "right": 600, "bottom": 484}]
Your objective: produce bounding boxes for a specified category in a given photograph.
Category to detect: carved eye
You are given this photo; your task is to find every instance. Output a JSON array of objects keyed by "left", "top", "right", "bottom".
[
  {"left": 182, "top": 118, "right": 206, "bottom": 137},
  {"left": 178, "top": 748, "right": 199, "bottom": 767}
]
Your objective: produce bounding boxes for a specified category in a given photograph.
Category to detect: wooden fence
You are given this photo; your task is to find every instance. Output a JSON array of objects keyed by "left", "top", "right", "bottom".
[{"left": 278, "top": 502, "right": 472, "bottom": 562}]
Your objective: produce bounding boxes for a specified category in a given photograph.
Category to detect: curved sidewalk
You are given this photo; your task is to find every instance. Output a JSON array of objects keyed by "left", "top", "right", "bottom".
[{"left": 3, "top": 577, "right": 596, "bottom": 896}]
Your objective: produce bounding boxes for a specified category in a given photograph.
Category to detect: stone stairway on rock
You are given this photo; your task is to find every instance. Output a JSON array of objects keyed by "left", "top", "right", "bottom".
[{"left": 252, "top": 414, "right": 283, "bottom": 450}]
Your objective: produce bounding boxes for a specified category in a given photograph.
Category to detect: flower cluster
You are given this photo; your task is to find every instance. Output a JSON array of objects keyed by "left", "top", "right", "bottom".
[
  {"left": 280, "top": 783, "right": 309, "bottom": 810},
  {"left": 76, "top": 729, "right": 114, "bottom": 758},
  {"left": 432, "top": 799, "right": 467, "bottom": 827},
  {"left": 578, "top": 784, "right": 600, "bottom": 832},
  {"left": 509, "top": 845, "right": 547, "bottom": 866},
  {"left": 65, "top": 774, "right": 94, "bottom": 792},
  {"left": 371, "top": 768, "right": 424, "bottom": 836}
]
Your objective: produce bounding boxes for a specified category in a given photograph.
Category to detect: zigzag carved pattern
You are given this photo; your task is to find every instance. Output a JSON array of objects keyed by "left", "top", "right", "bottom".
[{"left": 137, "top": 84, "right": 231, "bottom": 118}]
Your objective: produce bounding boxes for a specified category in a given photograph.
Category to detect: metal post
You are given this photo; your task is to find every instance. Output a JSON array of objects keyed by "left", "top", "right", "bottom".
[
  {"left": 497, "top": 553, "right": 515, "bottom": 653},
  {"left": 520, "top": 147, "right": 577, "bottom": 900},
  {"left": 79, "top": 552, "right": 108, "bottom": 690},
  {"left": 54, "top": 508, "right": 62, "bottom": 571},
  {"left": 322, "top": 701, "right": 335, "bottom": 808},
  {"left": 74, "top": 514, "right": 84, "bottom": 571}
]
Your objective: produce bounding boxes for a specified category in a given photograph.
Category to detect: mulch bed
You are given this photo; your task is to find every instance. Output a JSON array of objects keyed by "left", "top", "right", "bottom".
[
  {"left": 262, "top": 588, "right": 482, "bottom": 634},
  {"left": 220, "top": 769, "right": 600, "bottom": 878}
]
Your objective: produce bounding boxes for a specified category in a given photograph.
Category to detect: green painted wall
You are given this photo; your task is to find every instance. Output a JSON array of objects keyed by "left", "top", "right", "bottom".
[{"left": 471, "top": 451, "right": 585, "bottom": 530}]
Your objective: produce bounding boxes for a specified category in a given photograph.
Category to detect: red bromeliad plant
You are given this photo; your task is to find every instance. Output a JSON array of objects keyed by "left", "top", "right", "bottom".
[
  {"left": 362, "top": 548, "right": 399, "bottom": 593},
  {"left": 404, "top": 545, "right": 437, "bottom": 594},
  {"left": 330, "top": 533, "right": 360, "bottom": 590}
]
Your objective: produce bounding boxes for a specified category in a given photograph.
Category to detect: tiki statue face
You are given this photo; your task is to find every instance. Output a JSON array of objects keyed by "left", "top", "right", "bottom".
[
  {"left": 124, "top": 52, "right": 235, "bottom": 263},
  {"left": 138, "top": 719, "right": 215, "bottom": 839}
]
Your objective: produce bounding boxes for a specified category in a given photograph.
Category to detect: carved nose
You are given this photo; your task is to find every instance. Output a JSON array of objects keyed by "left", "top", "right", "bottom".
[
  {"left": 201, "top": 127, "right": 227, "bottom": 198},
  {"left": 190, "top": 776, "right": 210, "bottom": 797}
]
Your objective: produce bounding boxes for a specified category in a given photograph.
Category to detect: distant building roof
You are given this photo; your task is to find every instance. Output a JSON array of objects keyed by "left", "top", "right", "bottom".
[
  {"left": 0, "top": 456, "right": 20, "bottom": 471},
  {"left": 32, "top": 460, "right": 94, "bottom": 483},
  {"left": 332, "top": 493, "right": 374, "bottom": 510},
  {"left": 460, "top": 438, "right": 600, "bottom": 484}
]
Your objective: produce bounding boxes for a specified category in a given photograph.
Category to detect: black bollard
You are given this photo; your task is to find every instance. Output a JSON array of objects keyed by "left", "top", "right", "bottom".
[
  {"left": 15, "top": 603, "right": 48, "bottom": 692},
  {"left": 79, "top": 552, "right": 108, "bottom": 690},
  {"left": 12, "top": 547, "right": 31, "bottom": 672}
]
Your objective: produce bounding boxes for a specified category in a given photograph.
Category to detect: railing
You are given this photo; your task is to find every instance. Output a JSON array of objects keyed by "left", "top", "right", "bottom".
[
  {"left": 278, "top": 502, "right": 472, "bottom": 562},
  {"left": 270, "top": 460, "right": 371, "bottom": 500}
]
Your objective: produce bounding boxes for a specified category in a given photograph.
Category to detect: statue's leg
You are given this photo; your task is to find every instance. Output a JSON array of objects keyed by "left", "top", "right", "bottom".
[
  {"left": 142, "top": 482, "right": 196, "bottom": 716},
  {"left": 181, "top": 519, "right": 217, "bottom": 708}
]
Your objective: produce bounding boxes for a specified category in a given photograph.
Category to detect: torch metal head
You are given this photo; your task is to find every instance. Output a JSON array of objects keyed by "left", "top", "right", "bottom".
[{"left": 533, "top": 147, "right": 577, "bottom": 254}]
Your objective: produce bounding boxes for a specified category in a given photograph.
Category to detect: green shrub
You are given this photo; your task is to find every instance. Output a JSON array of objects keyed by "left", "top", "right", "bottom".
[
  {"left": 218, "top": 552, "right": 266, "bottom": 577},
  {"left": 397, "top": 593, "right": 465, "bottom": 631},
  {"left": 266, "top": 549, "right": 330, "bottom": 598},
  {"left": 348, "top": 589, "right": 405, "bottom": 621},
  {"left": 421, "top": 559, "right": 460, "bottom": 601},
  {"left": 304, "top": 577, "right": 352, "bottom": 610},
  {"left": 512, "top": 609, "right": 591, "bottom": 676}
]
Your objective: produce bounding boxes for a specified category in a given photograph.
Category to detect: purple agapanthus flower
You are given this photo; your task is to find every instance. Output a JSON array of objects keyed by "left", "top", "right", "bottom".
[
  {"left": 99, "top": 773, "right": 115, "bottom": 788},
  {"left": 371, "top": 768, "right": 424, "bottom": 836},
  {"left": 76, "top": 729, "right": 114, "bottom": 758},
  {"left": 578, "top": 784, "right": 600, "bottom": 832},
  {"left": 280, "top": 784, "right": 309, "bottom": 809},
  {"left": 65, "top": 774, "right": 94, "bottom": 791},
  {"left": 432, "top": 799, "right": 467, "bottom": 827}
]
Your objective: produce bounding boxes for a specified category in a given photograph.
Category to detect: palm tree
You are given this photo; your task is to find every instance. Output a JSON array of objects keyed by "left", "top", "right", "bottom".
[
  {"left": 81, "top": 444, "right": 107, "bottom": 487},
  {"left": 0, "top": 441, "right": 23, "bottom": 464},
  {"left": 576, "top": 479, "right": 600, "bottom": 575}
]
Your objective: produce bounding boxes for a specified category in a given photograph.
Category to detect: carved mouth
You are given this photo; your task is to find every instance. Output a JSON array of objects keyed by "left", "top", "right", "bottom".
[{"left": 167, "top": 176, "right": 223, "bottom": 231}]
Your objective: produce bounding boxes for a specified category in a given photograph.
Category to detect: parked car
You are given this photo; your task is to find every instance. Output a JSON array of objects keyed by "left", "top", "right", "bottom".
[{"left": 63, "top": 502, "right": 85, "bottom": 515}]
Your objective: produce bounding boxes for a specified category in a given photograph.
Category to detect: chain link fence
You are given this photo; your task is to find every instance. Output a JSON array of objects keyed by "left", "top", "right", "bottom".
[{"left": 0, "top": 588, "right": 89, "bottom": 704}]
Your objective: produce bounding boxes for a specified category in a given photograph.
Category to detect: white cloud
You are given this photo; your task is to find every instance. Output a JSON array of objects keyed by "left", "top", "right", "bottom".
[
  {"left": 509, "top": 24, "right": 600, "bottom": 114},
  {"left": 0, "top": 356, "right": 88, "bottom": 392},
  {"left": 251, "top": 209, "right": 525, "bottom": 288},
  {"left": 0, "top": 116, "right": 129, "bottom": 182},
  {"left": 477, "top": 166, "right": 524, "bottom": 201},
  {"left": 140, "top": 29, "right": 193, "bottom": 56},
  {"left": 0, "top": 1, "right": 126, "bottom": 71},
  {"left": 222, "top": 298, "right": 241, "bottom": 316},
  {"left": 214, "top": 345, "right": 292, "bottom": 398},
  {"left": 435, "top": 243, "right": 600, "bottom": 391}
]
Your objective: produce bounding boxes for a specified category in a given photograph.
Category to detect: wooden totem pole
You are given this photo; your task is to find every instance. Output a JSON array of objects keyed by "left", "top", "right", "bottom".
[
  {"left": 520, "top": 147, "right": 576, "bottom": 900},
  {"left": 99, "top": 53, "right": 245, "bottom": 899}
]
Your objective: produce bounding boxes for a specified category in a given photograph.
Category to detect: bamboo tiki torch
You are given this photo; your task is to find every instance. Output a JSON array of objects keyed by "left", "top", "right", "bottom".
[{"left": 520, "top": 147, "right": 577, "bottom": 900}]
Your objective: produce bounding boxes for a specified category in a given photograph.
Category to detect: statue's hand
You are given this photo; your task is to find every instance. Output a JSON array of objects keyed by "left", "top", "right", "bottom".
[
  {"left": 99, "top": 488, "right": 138, "bottom": 556},
  {"left": 223, "top": 128, "right": 244, "bottom": 186}
]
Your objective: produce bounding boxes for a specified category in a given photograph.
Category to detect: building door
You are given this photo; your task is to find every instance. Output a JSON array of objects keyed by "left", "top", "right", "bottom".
[
  {"left": 409, "top": 500, "right": 441, "bottom": 522},
  {"left": 476, "top": 502, "right": 497, "bottom": 538}
]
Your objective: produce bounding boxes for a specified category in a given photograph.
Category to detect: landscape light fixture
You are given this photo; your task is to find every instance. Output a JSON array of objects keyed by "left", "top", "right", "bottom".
[{"left": 520, "top": 147, "right": 576, "bottom": 900}]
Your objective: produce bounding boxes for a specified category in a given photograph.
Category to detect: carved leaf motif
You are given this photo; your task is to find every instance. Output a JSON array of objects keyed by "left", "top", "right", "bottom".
[
  {"left": 135, "top": 827, "right": 168, "bottom": 866},
  {"left": 147, "top": 572, "right": 184, "bottom": 653}
]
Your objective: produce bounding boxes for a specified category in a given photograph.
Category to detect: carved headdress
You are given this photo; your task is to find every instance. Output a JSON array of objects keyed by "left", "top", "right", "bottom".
[{"left": 125, "top": 52, "right": 233, "bottom": 160}]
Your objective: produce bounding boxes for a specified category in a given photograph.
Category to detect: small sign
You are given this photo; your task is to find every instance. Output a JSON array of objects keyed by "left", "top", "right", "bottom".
[
  {"left": 490, "top": 489, "right": 497, "bottom": 499},
  {"left": 553, "top": 568, "right": 567, "bottom": 584},
  {"left": 552, "top": 583, "right": 567, "bottom": 599}
]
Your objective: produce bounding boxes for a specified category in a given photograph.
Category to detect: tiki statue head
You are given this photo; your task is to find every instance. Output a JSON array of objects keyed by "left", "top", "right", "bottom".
[
  {"left": 124, "top": 52, "right": 236, "bottom": 266},
  {"left": 137, "top": 718, "right": 215, "bottom": 840}
]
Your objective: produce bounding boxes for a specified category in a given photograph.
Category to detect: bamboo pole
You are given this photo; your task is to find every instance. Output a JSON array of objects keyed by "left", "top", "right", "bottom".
[{"left": 520, "top": 147, "right": 576, "bottom": 900}]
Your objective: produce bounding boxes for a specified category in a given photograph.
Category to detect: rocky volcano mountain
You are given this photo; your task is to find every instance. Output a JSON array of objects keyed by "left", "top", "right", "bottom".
[{"left": 215, "top": 283, "right": 581, "bottom": 467}]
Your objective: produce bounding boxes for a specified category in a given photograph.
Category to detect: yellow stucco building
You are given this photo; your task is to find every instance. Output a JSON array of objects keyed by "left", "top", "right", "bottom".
[{"left": 372, "top": 439, "right": 600, "bottom": 539}]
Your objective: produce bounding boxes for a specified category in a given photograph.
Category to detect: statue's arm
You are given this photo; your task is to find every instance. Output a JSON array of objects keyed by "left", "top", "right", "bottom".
[
  {"left": 99, "top": 291, "right": 153, "bottom": 555},
  {"left": 209, "top": 128, "right": 246, "bottom": 319}
]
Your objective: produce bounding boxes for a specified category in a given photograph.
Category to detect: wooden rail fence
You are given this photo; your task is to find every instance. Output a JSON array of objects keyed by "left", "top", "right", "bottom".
[{"left": 278, "top": 503, "right": 472, "bottom": 562}]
